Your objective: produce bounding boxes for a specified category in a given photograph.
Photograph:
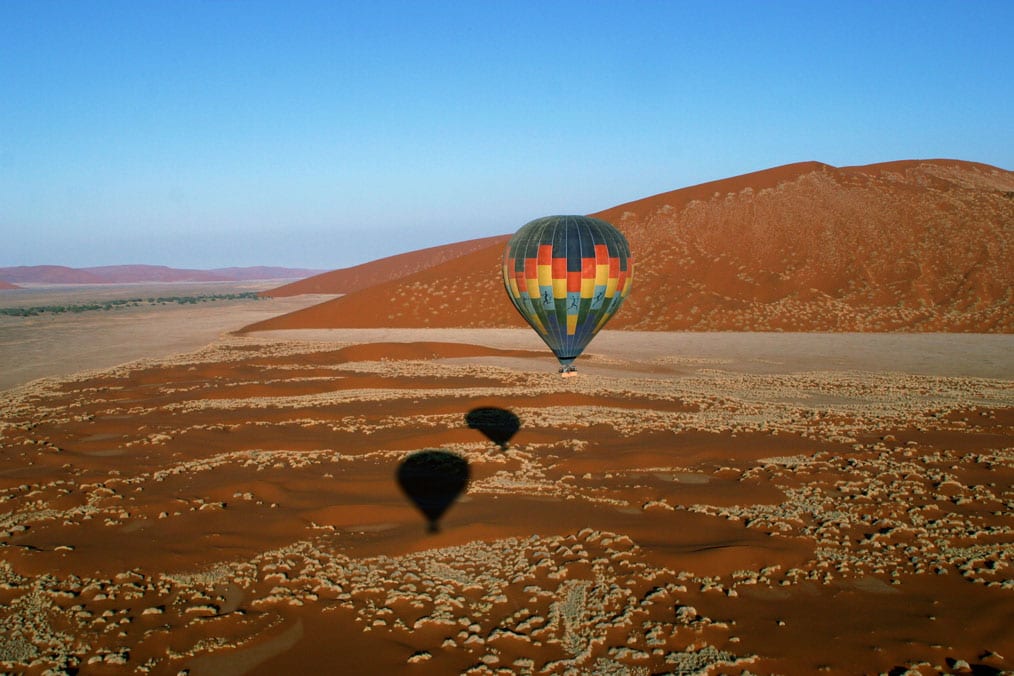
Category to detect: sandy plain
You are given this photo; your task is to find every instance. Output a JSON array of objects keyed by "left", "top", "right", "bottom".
[
  {"left": 0, "top": 297, "right": 1012, "bottom": 675},
  {"left": 0, "top": 282, "right": 334, "bottom": 391}
]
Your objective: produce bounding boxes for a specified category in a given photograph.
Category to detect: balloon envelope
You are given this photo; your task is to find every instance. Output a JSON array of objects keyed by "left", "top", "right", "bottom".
[
  {"left": 396, "top": 450, "right": 470, "bottom": 532},
  {"left": 503, "top": 216, "right": 633, "bottom": 370}
]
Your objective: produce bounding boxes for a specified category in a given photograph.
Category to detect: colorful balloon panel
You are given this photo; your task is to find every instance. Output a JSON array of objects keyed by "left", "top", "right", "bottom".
[{"left": 502, "top": 215, "right": 633, "bottom": 369}]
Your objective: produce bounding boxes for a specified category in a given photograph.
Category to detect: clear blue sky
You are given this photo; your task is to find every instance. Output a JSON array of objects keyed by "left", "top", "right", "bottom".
[{"left": 2, "top": 0, "right": 1011, "bottom": 269}]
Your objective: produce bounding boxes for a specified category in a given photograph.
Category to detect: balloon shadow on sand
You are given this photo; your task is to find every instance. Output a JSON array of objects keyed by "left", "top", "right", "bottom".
[
  {"left": 466, "top": 407, "right": 521, "bottom": 451},
  {"left": 396, "top": 450, "right": 470, "bottom": 533}
]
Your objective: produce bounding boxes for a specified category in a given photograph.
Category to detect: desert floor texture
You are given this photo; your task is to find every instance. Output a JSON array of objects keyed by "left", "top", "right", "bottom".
[
  {"left": 0, "top": 304, "right": 1011, "bottom": 674},
  {"left": 0, "top": 283, "right": 333, "bottom": 392}
]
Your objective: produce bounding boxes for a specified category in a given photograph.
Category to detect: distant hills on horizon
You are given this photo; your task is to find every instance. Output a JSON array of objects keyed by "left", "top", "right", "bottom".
[
  {"left": 0, "top": 264, "right": 326, "bottom": 287},
  {"left": 248, "top": 158, "right": 1014, "bottom": 333}
]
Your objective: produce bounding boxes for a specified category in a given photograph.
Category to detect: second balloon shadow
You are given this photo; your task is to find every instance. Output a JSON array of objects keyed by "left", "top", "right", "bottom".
[{"left": 465, "top": 407, "right": 520, "bottom": 451}]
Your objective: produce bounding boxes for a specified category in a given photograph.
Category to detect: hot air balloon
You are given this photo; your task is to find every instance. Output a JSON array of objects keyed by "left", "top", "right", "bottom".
[{"left": 502, "top": 215, "right": 633, "bottom": 373}]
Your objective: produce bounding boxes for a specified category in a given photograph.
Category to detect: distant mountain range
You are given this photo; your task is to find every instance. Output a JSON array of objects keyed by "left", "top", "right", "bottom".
[
  {"left": 244, "top": 159, "right": 1013, "bottom": 333},
  {"left": 0, "top": 265, "right": 326, "bottom": 285}
]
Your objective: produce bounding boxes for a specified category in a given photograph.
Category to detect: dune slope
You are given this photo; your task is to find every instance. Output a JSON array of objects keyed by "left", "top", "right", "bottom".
[
  {"left": 249, "top": 159, "right": 1014, "bottom": 333},
  {"left": 263, "top": 235, "right": 510, "bottom": 297}
]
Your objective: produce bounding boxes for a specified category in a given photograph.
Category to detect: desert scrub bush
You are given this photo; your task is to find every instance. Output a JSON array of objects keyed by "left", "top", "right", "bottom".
[{"left": 0, "top": 293, "right": 263, "bottom": 317}]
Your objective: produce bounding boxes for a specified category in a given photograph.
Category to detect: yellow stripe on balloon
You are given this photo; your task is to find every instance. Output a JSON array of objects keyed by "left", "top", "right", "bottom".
[
  {"left": 553, "top": 278, "right": 567, "bottom": 298},
  {"left": 580, "top": 278, "right": 595, "bottom": 298},
  {"left": 595, "top": 264, "right": 609, "bottom": 287},
  {"left": 537, "top": 264, "right": 552, "bottom": 287},
  {"left": 605, "top": 278, "right": 618, "bottom": 298},
  {"left": 566, "top": 314, "right": 577, "bottom": 335}
]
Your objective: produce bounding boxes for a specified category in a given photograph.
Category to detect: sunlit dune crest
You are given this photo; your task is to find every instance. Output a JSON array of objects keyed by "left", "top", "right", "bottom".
[{"left": 246, "top": 159, "right": 1014, "bottom": 334}]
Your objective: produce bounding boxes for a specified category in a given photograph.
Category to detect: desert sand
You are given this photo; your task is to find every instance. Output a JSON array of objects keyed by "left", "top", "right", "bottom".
[
  {"left": 0, "top": 283, "right": 334, "bottom": 391},
  {"left": 1, "top": 318, "right": 1011, "bottom": 674}
]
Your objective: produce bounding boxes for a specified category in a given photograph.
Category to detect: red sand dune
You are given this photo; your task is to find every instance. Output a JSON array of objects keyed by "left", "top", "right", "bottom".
[
  {"left": 247, "top": 243, "right": 518, "bottom": 330},
  {"left": 0, "top": 280, "right": 21, "bottom": 289},
  {"left": 263, "top": 235, "right": 510, "bottom": 297},
  {"left": 247, "top": 159, "right": 1014, "bottom": 334}
]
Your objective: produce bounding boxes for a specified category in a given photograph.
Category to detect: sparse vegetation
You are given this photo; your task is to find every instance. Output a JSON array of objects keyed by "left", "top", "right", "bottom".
[
  {"left": 0, "top": 334, "right": 1010, "bottom": 673},
  {"left": 0, "top": 292, "right": 263, "bottom": 317}
]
